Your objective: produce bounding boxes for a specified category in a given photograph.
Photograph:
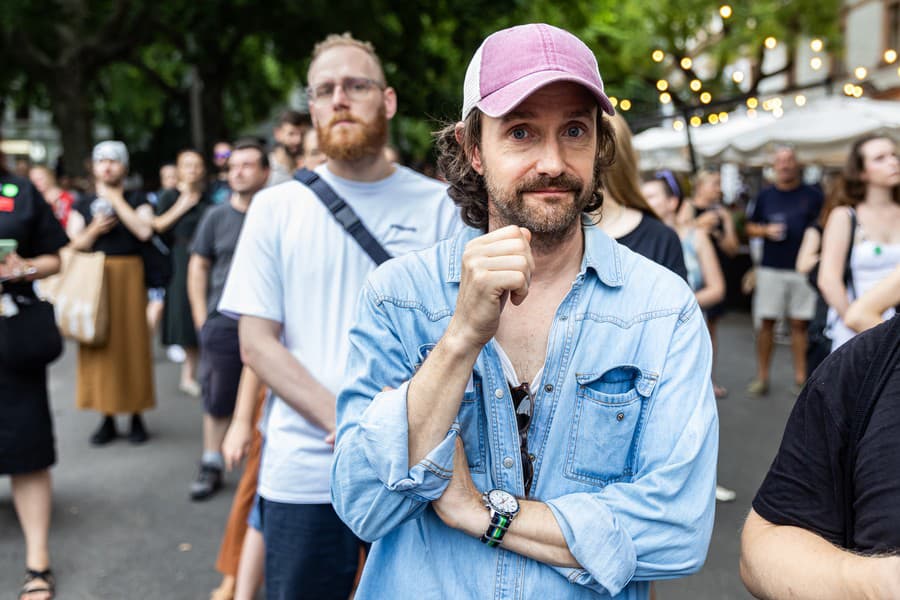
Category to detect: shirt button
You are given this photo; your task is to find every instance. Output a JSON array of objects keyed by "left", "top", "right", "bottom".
[
  {"left": 503, "top": 457, "right": 514, "bottom": 468},
  {"left": 544, "top": 384, "right": 553, "bottom": 393},
  {"left": 494, "top": 388, "right": 504, "bottom": 399}
]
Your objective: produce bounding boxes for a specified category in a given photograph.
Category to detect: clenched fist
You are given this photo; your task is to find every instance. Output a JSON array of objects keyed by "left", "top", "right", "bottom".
[{"left": 445, "top": 225, "right": 534, "bottom": 352}]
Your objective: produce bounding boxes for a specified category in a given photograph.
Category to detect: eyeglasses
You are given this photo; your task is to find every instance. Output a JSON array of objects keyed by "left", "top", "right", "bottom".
[
  {"left": 306, "top": 77, "right": 385, "bottom": 104},
  {"left": 509, "top": 381, "right": 534, "bottom": 495}
]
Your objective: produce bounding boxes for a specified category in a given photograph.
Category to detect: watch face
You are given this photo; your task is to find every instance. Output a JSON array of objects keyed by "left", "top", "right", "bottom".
[{"left": 488, "top": 489, "right": 519, "bottom": 515}]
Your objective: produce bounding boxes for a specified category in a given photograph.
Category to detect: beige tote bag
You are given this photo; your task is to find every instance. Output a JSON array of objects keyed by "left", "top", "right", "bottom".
[{"left": 43, "top": 249, "right": 110, "bottom": 346}]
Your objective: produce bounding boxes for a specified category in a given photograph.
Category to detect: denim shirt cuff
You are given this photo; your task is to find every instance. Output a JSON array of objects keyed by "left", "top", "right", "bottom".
[
  {"left": 546, "top": 493, "right": 637, "bottom": 596},
  {"left": 359, "top": 381, "right": 458, "bottom": 501}
]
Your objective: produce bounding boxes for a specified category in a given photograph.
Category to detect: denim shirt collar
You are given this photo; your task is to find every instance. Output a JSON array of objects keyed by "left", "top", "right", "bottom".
[{"left": 446, "top": 220, "right": 624, "bottom": 288}]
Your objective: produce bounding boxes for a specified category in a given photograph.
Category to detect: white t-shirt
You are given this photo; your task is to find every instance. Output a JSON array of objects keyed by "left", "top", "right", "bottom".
[{"left": 219, "top": 163, "right": 462, "bottom": 503}]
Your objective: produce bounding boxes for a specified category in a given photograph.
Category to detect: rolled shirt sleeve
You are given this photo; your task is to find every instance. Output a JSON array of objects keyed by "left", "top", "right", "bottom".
[
  {"left": 544, "top": 300, "right": 718, "bottom": 596},
  {"left": 332, "top": 282, "right": 459, "bottom": 541}
]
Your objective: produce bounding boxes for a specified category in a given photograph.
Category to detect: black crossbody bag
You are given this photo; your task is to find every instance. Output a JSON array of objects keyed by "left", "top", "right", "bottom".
[
  {"left": 293, "top": 169, "right": 392, "bottom": 266},
  {"left": 0, "top": 293, "right": 64, "bottom": 371}
]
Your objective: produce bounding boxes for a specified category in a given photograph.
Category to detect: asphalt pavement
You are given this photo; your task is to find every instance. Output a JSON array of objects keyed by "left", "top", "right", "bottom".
[{"left": 0, "top": 311, "right": 797, "bottom": 599}]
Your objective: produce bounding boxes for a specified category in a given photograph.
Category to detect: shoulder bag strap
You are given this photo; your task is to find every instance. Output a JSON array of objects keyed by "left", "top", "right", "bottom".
[
  {"left": 843, "top": 208, "right": 857, "bottom": 299},
  {"left": 842, "top": 315, "right": 900, "bottom": 548},
  {"left": 293, "top": 168, "right": 392, "bottom": 266}
]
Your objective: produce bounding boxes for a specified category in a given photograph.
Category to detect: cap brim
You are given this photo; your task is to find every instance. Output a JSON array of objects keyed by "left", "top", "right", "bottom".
[{"left": 476, "top": 70, "right": 615, "bottom": 118}]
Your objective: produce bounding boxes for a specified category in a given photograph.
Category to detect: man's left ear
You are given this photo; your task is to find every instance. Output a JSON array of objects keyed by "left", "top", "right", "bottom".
[{"left": 384, "top": 87, "right": 398, "bottom": 120}]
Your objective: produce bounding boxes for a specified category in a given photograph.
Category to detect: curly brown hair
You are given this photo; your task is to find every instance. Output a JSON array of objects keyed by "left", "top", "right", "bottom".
[{"left": 436, "top": 108, "right": 616, "bottom": 230}]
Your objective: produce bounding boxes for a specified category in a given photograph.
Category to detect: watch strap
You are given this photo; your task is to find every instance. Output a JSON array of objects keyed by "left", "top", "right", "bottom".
[{"left": 480, "top": 512, "right": 512, "bottom": 547}]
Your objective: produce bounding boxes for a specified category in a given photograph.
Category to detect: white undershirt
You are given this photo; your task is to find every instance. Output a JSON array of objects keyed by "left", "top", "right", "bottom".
[{"left": 493, "top": 341, "right": 544, "bottom": 418}]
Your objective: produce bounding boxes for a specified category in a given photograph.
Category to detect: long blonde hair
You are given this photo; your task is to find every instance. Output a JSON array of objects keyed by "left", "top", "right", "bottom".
[{"left": 600, "top": 114, "right": 658, "bottom": 217}]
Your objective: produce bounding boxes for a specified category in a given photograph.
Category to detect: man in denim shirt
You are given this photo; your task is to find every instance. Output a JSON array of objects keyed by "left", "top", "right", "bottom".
[{"left": 332, "top": 24, "right": 718, "bottom": 599}]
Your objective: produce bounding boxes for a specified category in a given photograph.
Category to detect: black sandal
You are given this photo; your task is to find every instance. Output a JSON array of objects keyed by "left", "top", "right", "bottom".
[{"left": 19, "top": 568, "right": 55, "bottom": 599}]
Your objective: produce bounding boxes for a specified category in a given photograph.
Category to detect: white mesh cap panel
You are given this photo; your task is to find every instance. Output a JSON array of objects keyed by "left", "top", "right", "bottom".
[{"left": 461, "top": 43, "right": 485, "bottom": 120}]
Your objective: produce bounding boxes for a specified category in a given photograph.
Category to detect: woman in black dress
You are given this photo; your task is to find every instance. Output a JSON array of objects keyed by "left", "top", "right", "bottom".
[
  {"left": 0, "top": 150, "right": 68, "bottom": 598},
  {"left": 153, "top": 149, "right": 211, "bottom": 396}
]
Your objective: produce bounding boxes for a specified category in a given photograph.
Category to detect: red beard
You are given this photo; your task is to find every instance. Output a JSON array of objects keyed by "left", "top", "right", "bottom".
[{"left": 317, "top": 107, "right": 388, "bottom": 162}]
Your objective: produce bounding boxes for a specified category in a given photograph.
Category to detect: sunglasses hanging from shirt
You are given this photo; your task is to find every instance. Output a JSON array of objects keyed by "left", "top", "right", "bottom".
[{"left": 294, "top": 168, "right": 392, "bottom": 266}]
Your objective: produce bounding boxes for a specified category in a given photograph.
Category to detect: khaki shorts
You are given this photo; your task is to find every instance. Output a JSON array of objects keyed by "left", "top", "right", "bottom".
[{"left": 753, "top": 266, "right": 817, "bottom": 321}]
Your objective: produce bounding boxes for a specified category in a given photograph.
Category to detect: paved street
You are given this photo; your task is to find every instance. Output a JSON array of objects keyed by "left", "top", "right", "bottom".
[{"left": 1, "top": 311, "right": 797, "bottom": 599}]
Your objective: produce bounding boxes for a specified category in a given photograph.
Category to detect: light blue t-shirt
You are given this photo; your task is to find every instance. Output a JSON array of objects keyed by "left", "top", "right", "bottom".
[{"left": 219, "top": 163, "right": 462, "bottom": 503}]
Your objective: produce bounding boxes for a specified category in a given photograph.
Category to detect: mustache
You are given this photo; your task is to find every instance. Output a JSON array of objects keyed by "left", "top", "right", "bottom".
[
  {"left": 327, "top": 111, "right": 362, "bottom": 127},
  {"left": 515, "top": 174, "right": 584, "bottom": 195}
]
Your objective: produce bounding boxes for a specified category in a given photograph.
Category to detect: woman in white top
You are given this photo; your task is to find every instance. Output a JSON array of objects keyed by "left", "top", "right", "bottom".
[{"left": 818, "top": 135, "right": 900, "bottom": 350}]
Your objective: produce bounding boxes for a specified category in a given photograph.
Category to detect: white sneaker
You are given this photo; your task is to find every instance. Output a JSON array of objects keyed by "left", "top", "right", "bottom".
[
  {"left": 716, "top": 485, "right": 737, "bottom": 502},
  {"left": 166, "top": 345, "right": 186, "bottom": 363}
]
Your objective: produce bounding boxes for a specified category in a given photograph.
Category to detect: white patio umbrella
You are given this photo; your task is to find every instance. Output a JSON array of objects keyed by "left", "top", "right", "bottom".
[
  {"left": 702, "top": 97, "right": 900, "bottom": 166},
  {"left": 633, "top": 96, "right": 900, "bottom": 170}
]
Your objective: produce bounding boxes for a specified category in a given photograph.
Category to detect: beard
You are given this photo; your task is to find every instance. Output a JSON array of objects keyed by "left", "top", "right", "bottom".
[
  {"left": 317, "top": 106, "right": 388, "bottom": 163},
  {"left": 485, "top": 168, "right": 595, "bottom": 252}
]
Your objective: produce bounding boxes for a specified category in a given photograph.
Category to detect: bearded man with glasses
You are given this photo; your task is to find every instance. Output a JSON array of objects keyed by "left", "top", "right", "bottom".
[{"left": 218, "top": 33, "right": 461, "bottom": 599}]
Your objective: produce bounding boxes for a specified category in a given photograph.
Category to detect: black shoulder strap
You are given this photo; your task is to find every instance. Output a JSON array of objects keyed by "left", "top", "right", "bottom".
[
  {"left": 843, "top": 208, "right": 857, "bottom": 299},
  {"left": 842, "top": 315, "right": 900, "bottom": 548},
  {"left": 293, "top": 168, "right": 392, "bottom": 266}
]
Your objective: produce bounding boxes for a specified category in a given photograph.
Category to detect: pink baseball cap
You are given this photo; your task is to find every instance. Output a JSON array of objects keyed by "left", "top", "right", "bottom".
[{"left": 462, "top": 23, "right": 615, "bottom": 120}]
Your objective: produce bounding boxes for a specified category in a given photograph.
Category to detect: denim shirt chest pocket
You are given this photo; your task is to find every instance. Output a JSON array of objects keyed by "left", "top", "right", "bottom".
[
  {"left": 415, "top": 343, "right": 487, "bottom": 474},
  {"left": 564, "top": 365, "right": 658, "bottom": 486}
]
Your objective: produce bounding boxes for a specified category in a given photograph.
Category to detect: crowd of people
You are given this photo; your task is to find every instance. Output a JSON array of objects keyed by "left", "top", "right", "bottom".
[{"left": 1, "top": 22, "right": 898, "bottom": 600}]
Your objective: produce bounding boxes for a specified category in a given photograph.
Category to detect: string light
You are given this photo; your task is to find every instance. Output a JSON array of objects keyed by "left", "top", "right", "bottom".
[
  {"left": 843, "top": 83, "right": 855, "bottom": 96},
  {"left": 619, "top": 99, "right": 632, "bottom": 111},
  {"left": 773, "top": 106, "right": 784, "bottom": 118},
  {"left": 652, "top": 49, "right": 665, "bottom": 62},
  {"left": 673, "top": 120, "right": 685, "bottom": 131},
  {"left": 886, "top": 49, "right": 898, "bottom": 64},
  {"left": 853, "top": 86, "right": 863, "bottom": 98},
  {"left": 659, "top": 92, "right": 672, "bottom": 104},
  {"left": 700, "top": 92, "right": 712, "bottom": 104},
  {"left": 810, "top": 39, "right": 824, "bottom": 52},
  {"left": 732, "top": 71, "right": 744, "bottom": 83},
  {"left": 690, "top": 116, "right": 702, "bottom": 127},
  {"left": 810, "top": 57, "right": 823, "bottom": 70},
  {"left": 689, "top": 79, "right": 702, "bottom": 91},
  {"left": 609, "top": 96, "right": 618, "bottom": 108},
  {"left": 747, "top": 108, "right": 758, "bottom": 118},
  {"left": 855, "top": 66, "right": 868, "bottom": 80},
  {"left": 795, "top": 94, "right": 807, "bottom": 106},
  {"left": 746, "top": 97, "right": 759, "bottom": 109},
  {"left": 656, "top": 79, "right": 669, "bottom": 91},
  {"left": 764, "top": 37, "right": 777, "bottom": 49},
  {"left": 708, "top": 114, "right": 720, "bottom": 124},
  {"left": 719, "top": 4, "right": 733, "bottom": 19},
  {"left": 718, "top": 111, "right": 729, "bottom": 122},
  {"left": 680, "top": 57, "right": 693, "bottom": 70}
]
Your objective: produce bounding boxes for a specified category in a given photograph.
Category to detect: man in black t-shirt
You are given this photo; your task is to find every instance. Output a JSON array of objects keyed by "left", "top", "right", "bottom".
[
  {"left": 746, "top": 148, "right": 823, "bottom": 396},
  {"left": 740, "top": 316, "right": 900, "bottom": 599},
  {"left": 186, "top": 141, "right": 269, "bottom": 501}
]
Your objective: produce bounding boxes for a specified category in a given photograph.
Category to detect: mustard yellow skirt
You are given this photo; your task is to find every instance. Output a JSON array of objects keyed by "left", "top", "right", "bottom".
[{"left": 76, "top": 255, "right": 155, "bottom": 414}]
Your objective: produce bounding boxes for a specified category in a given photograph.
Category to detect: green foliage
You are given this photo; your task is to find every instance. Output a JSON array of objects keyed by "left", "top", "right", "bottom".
[{"left": 2, "top": 0, "right": 843, "bottom": 173}]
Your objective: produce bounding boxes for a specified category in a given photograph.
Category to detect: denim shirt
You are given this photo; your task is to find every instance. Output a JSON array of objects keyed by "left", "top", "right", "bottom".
[{"left": 332, "top": 224, "right": 718, "bottom": 599}]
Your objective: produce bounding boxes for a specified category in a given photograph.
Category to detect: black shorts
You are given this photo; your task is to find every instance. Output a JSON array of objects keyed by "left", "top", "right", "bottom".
[{"left": 198, "top": 314, "right": 242, "bottom": 418}]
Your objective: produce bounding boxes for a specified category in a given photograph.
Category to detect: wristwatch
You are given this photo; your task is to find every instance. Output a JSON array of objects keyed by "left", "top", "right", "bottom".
[{"left": 480, "top": 489, "right": 520, "bottom": 547}]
